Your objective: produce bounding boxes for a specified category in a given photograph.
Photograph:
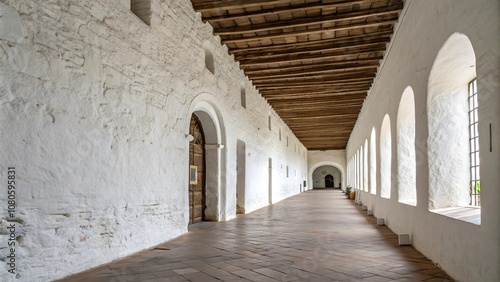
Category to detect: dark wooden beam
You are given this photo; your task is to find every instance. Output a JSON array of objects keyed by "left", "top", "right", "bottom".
[
  {"left": 239, "top": 48, "right": 385, "bottom": 66},
  {"left": 269, "top": 93, "right": 366, "bottom": 101},
  {"left": 202, "top": 0, "right": 371, "bottom": 23},
  {"left": 248, "top": 64, "right": 378, "bottom": 80},
  {"left": 264, "top": 90, "right": 368, "bottom": 98},
  {"left": 192, "top": 0, "right": 292, "bottom": 13},
  {"left": 237, "top": 43, "right": 387, "bottom": 62},
  {"left": 280, "top": 112, "right": 358, "bottom": 119},
  {"left": 221, "top": 18, "right": 398, "bottom": 44},
  {"left": 251, "top": 70, "right": 376, "bottom": 83},
  {"left": 254, "top": 76, "right": 374, "bottom": 87},
  {"left": 228, "top": 30, "right": 394, "bottom": 54},
  {"left": 214, "top": 5, "right": 403, "bottom": 36},
  {"left": 244, "top": 57, "right": 382, "bottom": 75},
  {"left": 264, "top": 90, "right": 368, "bottom": 99},
  {"left": 257, "top": 81, "right": 372, "bottom": 91}
]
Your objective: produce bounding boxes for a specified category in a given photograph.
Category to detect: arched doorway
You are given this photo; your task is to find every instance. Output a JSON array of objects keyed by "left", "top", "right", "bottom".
[
  {"left": 325, "top": 174, "right": 334, "bottom": 188},
  {"left": 188, "top": 115, "right": 206, "bottom": 224},
  {"left": 188, "top": 97, "right": 227, "bottom": 221}
]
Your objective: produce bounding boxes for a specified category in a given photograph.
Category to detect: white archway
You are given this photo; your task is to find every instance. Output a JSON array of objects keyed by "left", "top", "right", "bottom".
[
  {"left": 427, "top": 33, "right": 476, "bottom": 209},
  {"left": 397, "top": 86, "right": 417, "bottom": 205},
  {"left": 380, "top": 114, "right": 392, "bottom": 199},
  {"left": 363, "top": 139, "right": 369, "bottom": 192},
  {"left": 370, "top": 127, "right": 377, "bottom": 195},
  {"left": 187, "top": 95, "right": 227, "bottom": 222}
]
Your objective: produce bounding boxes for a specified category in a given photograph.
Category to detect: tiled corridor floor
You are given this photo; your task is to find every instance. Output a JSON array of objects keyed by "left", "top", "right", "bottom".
[{"left": 58, "top": 190, "right": 452, "bottom": 282}]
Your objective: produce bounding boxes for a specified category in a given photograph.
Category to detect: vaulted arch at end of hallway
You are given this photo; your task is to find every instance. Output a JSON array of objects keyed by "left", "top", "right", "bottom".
[
  {"left": 308, "top": 161, "right": 346, "bottom": 191},
  {"left": 187, "top": 96, "right": 227, "bottom": 223}
]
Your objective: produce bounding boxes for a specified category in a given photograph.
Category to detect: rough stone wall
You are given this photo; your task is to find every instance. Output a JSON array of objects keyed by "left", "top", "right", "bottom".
[
  {"left": 346, "top": 0, "right": 500, "bottom": 281},
  {"left": 0, "top": 1, "right": 307, "bottom": 281}
]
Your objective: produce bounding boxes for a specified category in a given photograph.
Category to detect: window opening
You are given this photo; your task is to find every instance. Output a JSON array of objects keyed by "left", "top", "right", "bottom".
[
  {"left": 131, "top": 0, "right": 151, "bottom": 25},
  {"left": 469, "top": 78, "right": 480, "bottom": 206},
  {"left": 241, "top": 87, "right": 246, "bottom": 108}
]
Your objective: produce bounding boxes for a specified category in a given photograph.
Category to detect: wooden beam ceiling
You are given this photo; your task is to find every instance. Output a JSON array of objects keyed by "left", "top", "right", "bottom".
[{"left": 190, "top": 0, "right": 404, "bottom": 150}]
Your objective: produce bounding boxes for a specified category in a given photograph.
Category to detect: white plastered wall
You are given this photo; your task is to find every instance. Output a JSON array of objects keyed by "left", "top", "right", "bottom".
[
  {"left": 346, "top": 0, "right": 500, "bottom": 281},
  {"left": 0, "top": 1, "right": 308, "bottom": 281}
]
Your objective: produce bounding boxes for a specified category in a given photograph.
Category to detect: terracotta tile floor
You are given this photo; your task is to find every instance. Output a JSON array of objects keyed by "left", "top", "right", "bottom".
[{"left": 57, "top": 190, "right": 452, "bottom": 282}]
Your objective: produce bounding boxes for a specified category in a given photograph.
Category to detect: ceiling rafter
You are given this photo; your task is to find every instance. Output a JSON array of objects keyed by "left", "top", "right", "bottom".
[
  {"left": 202, "top": 0, "right": 370, "bottom": 23},
  {"left": 239, "top": 49, "right": 385, "bottom": 66},
  {"left": 221, "top": 18, "right": 398, "bottom": 44},
  {"left": 228, "top": 30, "right": 394, "bottom": 54},
  {"left": 213, "top": 5, "right": 402, "bottom": 36},
  {"left": 244, "top": 57, "right": 382, "bottom": 75},
  {"left": 236, "top": 42, "right": 388, "bottom": 61}
]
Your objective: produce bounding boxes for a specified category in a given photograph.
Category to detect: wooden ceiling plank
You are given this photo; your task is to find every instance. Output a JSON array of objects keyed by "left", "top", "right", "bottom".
[
  {"left": 237, "top": 42, "right": 387, "bottom": 61},
  {"left": 264, "top": 90, "right": 368, "bottom": 98},
  {"left": 257, "top": 81, "right": 373, "bottom": 90},
  {"left": 264, "top": 91, "right": 368, "bottom": 98},
  {"left": 229, "top": 30, "right": 394, "bottom": 54},
  {"left": 277, "top": 107, "right": 363, "bottom": 112},
  {"left": 214, "top": 5, "right": 403, "bottom": 36},
  {"left": 239, "top": 48, "right": 385, "bottom": 66},
  {"left": 285, "top": 114, "right": 359, "bottom": 119},
  {"left": 254, "top": 76, "right": 373, "bottom": 86},
  {"left": 251, "top": 71, "right": 376, "bottom": 83},
  {"left": 244, "top": 57, "right": 382, "bottom": 75},
  {"left": 221, "top": 18, "right": 398, "bottom": 44},
  {"left": 267, "top": 94, "right": 367, "bottom": 102},
  {"left": 267, "top": 97, "right": 365, "bottom": 101},
  {"left": 255, "top": 75, "right": 373, "bottom": 82},
  {"left": 262, "top": 89, "right": 370, "bottom": 97},
  {"left": 193, "top": 0, "right": 293, "bottom": 13},
  {"left": 248, "top": 64, "right": 378, "bottom": 80},
  {"left": 203, "top": 0, "right": 372, "bottom": 23}
]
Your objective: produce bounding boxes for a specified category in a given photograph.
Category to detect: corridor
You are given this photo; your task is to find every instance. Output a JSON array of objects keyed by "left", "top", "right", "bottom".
[{"left": 58, "top": 190, "right": 451, "bottom": 282}]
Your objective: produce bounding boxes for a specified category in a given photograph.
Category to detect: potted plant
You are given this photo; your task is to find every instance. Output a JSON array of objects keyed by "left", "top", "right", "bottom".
[{"left": 345, "top": 186, "right": 352, "bottom": 198}]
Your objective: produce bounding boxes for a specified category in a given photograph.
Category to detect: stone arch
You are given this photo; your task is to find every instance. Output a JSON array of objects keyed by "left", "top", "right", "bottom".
[
  {"left": 309, "top": 161, "right": 345, "bottom": 191},
  {"left": 397, "top": 86, "right": 417, "bottom": 205},
  {"left": 427, "top": 33, "right": 476, "bottom": 209},
  {"left": 187, "top": 96, "right": 226, "bottom": 222}
]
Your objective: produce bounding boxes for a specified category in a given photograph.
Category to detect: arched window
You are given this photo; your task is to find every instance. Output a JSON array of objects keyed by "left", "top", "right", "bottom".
[
  {"left": 364, "top": 139, "right": 369, "bottom": 192},
  {"left": 370, "top": 128, "right": 377, "bottom": 195},
  {"left": 380, "top": 115, "right": 391, "bottom": 199},
  {"left": 349, "top": 157, "right": 353, "bottom": 187},
  {"left": 355, "top": 150, "right": 359, "bottom": 190},
  {"left": 397, "top": 87, "right": 417, "bottom": 205},
  {"left": 360, "top": 147, "right": 364, "bottom": 191},
  {"left": 427, "top": 33, "right": 478, "bottom": 212}
]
